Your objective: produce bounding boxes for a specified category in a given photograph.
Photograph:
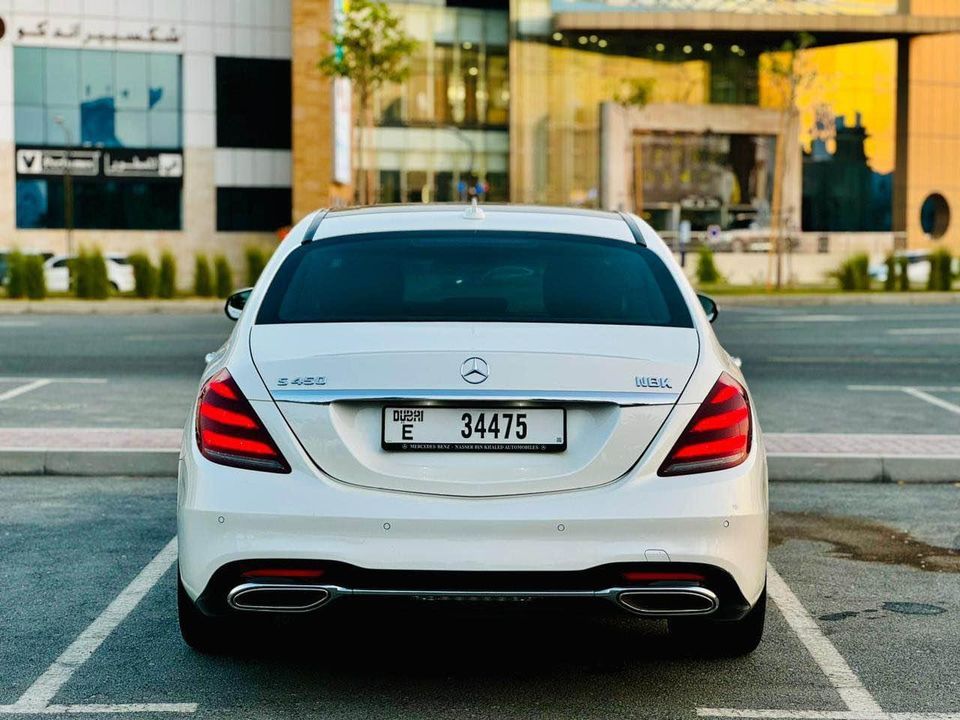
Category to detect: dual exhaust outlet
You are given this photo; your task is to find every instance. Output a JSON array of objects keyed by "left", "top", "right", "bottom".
[{"left": 226, "top": 583, "right": 719, "bottom": 617}]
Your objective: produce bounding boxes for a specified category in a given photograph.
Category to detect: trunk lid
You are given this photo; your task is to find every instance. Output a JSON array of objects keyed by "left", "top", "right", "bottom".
[{"left": 251, "top": 322, "right": 699, "bottom": 496}]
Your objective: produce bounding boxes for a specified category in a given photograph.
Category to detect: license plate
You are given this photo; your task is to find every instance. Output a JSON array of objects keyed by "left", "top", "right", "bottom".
[{"left": 382, "top": 407, "right": 566, "bottom": 452}]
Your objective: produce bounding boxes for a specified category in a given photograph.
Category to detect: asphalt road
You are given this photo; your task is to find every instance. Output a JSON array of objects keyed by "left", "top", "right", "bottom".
[
  {"left": 0, "top": 304, "right": 958, "bottom": 433},
  {"left": 0, "top": 476, "right": 957, "bottom": 718}
]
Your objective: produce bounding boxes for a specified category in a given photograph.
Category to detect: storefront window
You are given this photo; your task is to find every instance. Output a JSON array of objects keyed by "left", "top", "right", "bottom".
[{"left": 16, "top": 178, "right": 181, "bottom": 230}]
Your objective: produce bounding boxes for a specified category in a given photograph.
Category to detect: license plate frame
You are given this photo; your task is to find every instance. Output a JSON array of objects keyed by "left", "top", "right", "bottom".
[{"left": 381, "top": 406, "right": 567, "bottom": 453}]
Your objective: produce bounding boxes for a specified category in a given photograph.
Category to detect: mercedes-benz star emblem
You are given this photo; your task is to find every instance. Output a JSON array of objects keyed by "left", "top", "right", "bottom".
[{"left": 460, "top": 357, "right": 489, "bottom": 384}]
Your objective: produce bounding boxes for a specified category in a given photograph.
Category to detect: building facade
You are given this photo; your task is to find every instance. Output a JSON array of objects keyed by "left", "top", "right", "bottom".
[
  {"left": 4, "top": 0, "right": 960, "bottom": 287},
  {"left": 0, "top": 0, "right": 294, "bottom": 285}
]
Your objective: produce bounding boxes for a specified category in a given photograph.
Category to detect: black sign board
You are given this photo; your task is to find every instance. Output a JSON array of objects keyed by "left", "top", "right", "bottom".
[{"left": 15, "top": 147, "right": 183, "bottom": 181}]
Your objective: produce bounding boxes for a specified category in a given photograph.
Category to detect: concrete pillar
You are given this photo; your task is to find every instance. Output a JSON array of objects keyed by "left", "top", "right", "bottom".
[
  {"left": 291, "top": 0, "right": 352, "bottom": 218},
  {"left": 893, "top": 37, "right": 910, "bottom": 236}
]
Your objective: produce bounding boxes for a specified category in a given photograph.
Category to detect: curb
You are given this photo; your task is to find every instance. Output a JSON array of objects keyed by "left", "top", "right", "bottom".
[
  {"left": 0, "top": 299, "right": 224, "bottom": 315},
  {"left": 767, "top": 455, "right": 960, "bottom": 483},
  {"left": 0, "top": 450, "right": 179, "bottom": 476},
  {"left": 1, "top": 450, "right": 956, "bottom": 482},
  {"left": 711, "top": 291, "right": 960, "bottom": 307}
]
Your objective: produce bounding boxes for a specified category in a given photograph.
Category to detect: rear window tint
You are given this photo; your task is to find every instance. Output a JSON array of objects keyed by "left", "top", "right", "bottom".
[{"left": 257, "top": 231, "right": 692, "bottom": 328}]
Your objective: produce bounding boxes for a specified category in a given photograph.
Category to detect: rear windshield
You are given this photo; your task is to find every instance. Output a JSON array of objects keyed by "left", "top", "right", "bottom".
[{"left": 257, "top": 231, "right": 692, "bottom": 328}]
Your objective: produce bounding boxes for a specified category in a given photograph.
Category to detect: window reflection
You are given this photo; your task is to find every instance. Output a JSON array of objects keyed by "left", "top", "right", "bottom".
[{"left": 13, "top": 47, "right": 182, "bottom": 148}]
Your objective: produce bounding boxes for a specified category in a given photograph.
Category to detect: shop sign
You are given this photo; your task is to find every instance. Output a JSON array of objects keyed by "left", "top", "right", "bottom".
[{"left": 16, "top": 147, "right": 183, "bottom": 180}]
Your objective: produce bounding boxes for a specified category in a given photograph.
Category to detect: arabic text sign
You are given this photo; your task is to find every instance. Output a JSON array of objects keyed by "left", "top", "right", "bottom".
[
  {"left": 14, "top": 19, "right": 181, "bottom": 49},
  {"left": 16, "top": 149, "right": 101, "bottom": 177},
  {"left": 548, "top": 0, "right": 898, "bottom": 15},
  {"left": 16, "top": 148, "right": 184, "bottom": 180}
]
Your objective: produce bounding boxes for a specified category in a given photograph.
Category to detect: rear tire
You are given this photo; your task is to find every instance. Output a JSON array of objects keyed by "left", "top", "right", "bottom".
[
  {"left": 178, "top": 575, "right": 232, "bottom": 654},
  {"left": 668, "top": 584, "right": 766, "bottom": 657}
]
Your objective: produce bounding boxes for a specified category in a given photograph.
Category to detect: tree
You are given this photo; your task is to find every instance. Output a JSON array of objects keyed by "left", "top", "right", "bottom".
[
  {"left": 760, "top": 32, "right": 816, "bottom": 290},
  {"left": 318, "top": 0, "right": 418, "bottom": 205}
]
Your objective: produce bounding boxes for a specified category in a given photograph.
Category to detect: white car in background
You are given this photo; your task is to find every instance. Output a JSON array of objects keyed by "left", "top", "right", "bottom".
[
  {"left": 177, "top": 204, "right": 768, "bottom": 657},
  {"left": 868, "top": 249, "right": 960, "bottom": 285},
  {"left": 44, "top": 252, "right": 135, "bottom": 294}
]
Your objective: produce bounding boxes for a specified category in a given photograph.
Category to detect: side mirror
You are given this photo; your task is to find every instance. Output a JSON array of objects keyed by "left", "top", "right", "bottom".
[
  {"left": 697, "top": 293, "right": 718, "bottom": 323},
  {"left": 224, "top": 288, "right": 253, "bottom": 321}
]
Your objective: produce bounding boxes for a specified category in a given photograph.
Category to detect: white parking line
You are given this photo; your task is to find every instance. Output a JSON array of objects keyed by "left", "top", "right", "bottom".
[
  {"left": 848, "top": 385, "right": 960, "bottom": 393},
  {"left": 901, "top": 388, "right": 960, "bottom": 416},
  {"left": 698, "top": 711, "right": 960, "bottom": 719},
  {"left": 765, "top": 566, "right": 881, "bottom": 713},
  {"left": 887, "top": 328, "right": 960, "bottom": 335},
  {"left": 0, "top": 537, "right": 196, "bottom": 715},
  {"left": 0, "top": 379, "right": 53, "bottom": 403},
  {"left": 698, "top": 565, "right": 960, "bottom": 719}
]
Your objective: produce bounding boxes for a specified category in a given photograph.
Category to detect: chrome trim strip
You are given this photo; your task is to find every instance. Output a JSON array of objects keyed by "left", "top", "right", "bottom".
[
  {"left": 226, "top": 583, "right": 718, "bottom": 617},
  {"left": 271, "top": 389, "right": 679, "bottom": 407}
]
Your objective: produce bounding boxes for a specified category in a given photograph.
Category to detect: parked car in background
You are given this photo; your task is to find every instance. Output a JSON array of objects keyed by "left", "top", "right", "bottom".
[
  {"left": 0, "top": 250, "right": 54, "bottom": 286},
  {"left": 43, "top": 253, "right": 136, "bottom": 294},
  {"left": 868, "top": 249, "right": 960, "bottom": 285}
]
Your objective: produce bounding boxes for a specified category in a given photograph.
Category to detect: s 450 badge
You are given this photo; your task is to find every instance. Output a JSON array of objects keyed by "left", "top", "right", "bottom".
[{"left": 277, "top": 376, "right": 326, "bottom": 387}]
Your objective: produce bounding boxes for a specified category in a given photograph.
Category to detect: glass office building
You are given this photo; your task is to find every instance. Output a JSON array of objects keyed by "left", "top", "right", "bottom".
[
  {"left": 365, "top": 0, "right": 510, "bottom": 204},
  {"left": 510, "top": 0, "right": 913, "bottom": 235},
  {"left": 14, "top": 47, "right": 183, "bottom": 230}
]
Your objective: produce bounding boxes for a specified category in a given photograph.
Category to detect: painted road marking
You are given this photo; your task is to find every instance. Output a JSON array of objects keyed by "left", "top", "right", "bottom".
[
  {"left": 848, "top": 385, "right": 960, "bottom": 393},
  {"left": 765, "top": 566, "right": 881, "bottom": 712},
  {"left": 0, "top": 378, "right": 107, "bottom": 383},
  {"left": 901, "top": 388, "right": 960, "bottom": 417},
  {"left": 699, "top": 712, "right": 960, "bottom": 719},
  {"left": 848, "top": 385, "right": 960, "bottom": 417},
  {"left": 0, "top": 379, "right": 53, "bottom": 403},
  {"left": 887, "top": 328, "right": 960, "bottom": 335},
  {"left": 0, "top": 537, "right": 196, "bottom": 715},
  {"left": 698, "top": 564, "right": 959, "bottom": 719},
  {"left": 0, "top": 378, "right": 108, "bottom": 404}
]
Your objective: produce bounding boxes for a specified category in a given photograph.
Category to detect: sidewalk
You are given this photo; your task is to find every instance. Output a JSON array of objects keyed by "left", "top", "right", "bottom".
[
  {"left": 0, "top": 298, "right": 225, "bottom": 315},
  {"left": 1, "top": 428, "right": 957, "bottom": 481}
]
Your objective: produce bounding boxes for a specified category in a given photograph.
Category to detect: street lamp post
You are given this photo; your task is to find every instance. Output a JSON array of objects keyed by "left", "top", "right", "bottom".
[{"left": 53, "top": 116, "right": 75, "bottom": 257}]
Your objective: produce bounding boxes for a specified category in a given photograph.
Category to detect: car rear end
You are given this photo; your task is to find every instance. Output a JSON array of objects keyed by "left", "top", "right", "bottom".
[{"left": 177, "top": 205, "right": 767, "bottom": 652}]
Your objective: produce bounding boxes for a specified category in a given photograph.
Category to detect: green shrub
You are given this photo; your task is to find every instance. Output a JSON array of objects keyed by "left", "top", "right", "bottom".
[
  {"left": 194, "top": 254, "right": 213, "bottom": 297},
  {"left": 832, "top": 253, "right": 870, "bottom": 291},
  {"left": 898, "top": 255, "right": 910, "bottom": 291},
  {"left": 696, "top": 245, "right": 722, "bottom": 284},
  {"left": 72, "top": 250, "right": 87, "bottom": 298},
  {"left": 128, "top": 253, "right": 157, "bottom": 298},
  {"left": 928, "top": 248, "right": 952, "bottom": 291},
  {"left": 88, "top": 248, "right": 110, "bottom": 299},
  {"left": 23, "top": 255, "right": 46, "bottom": 299},
  {"left": 245, "top": 247, "right": 267, "bottom": 287},
  {"left": 6, "top": 251, "right": 26, "bottom": 298},
  {"left": 883, "top": 255, "right": 896, "bottom": 291},
  {"left": 214, "top": 255, "right": 232, "bottom": 298},
  {"left": 158, "top": 251, "right": 177, "bottom": 298}
]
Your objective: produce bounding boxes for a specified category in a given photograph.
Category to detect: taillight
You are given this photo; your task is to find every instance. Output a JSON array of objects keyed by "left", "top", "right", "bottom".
[
  {"left": 196, "top": 369, "right": 290, "bottom": 473},
  {"left": 659, "top": 373, "right": 752, "bottom": 476}
]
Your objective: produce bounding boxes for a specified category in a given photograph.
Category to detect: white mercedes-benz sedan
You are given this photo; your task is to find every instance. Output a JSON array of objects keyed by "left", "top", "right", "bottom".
[{"left": 177, "top": 203, "right": 767, "bottom": 655}]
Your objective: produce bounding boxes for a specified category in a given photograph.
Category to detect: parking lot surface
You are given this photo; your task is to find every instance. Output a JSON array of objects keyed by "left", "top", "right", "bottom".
[
  {"left": 1, "top": 301, "right": 958, "bottom": 717},
  {"left": 1, "top": 304, "right": 959, "bottom": 434},
  {"left": 0, "top": 476, "right": 957, "bottom": 719}
]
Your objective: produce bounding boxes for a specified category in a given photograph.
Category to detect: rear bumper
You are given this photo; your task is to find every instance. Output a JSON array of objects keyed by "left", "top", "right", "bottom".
[{"left": 177, "top": 438, "right": 768, "bottom": 611}]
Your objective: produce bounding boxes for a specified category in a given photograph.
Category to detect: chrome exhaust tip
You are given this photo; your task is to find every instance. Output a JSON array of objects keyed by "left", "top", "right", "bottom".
[
  {"left": 616, "top": 587, "right": 719, "bottom": 616},
  {"left": 227, "top": 583, "right": 332, "bottom": 613}
]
